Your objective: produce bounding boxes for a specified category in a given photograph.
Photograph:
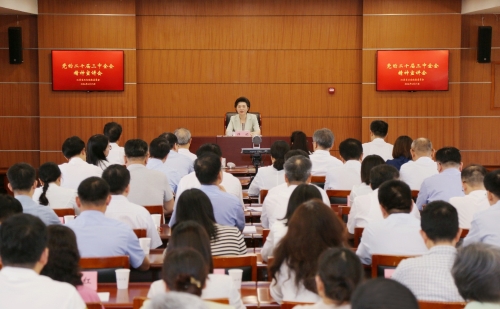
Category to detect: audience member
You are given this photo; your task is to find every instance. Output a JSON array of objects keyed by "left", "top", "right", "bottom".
[
  {"left": 102, "top": 165, "right": 162, "bottom": 249},
  {"left": 386, "top": 135, "right": 412, "bottom": 170},
  {"left": 0, "top": 214, "right": 85, "bottom": 308},
  {"left": 399, "top": 137, "right": 438, "bottom": 190},
  {"left": 362, "top": 120, "right": 393, "bottom": 161},
  {"left": 175, "top": 127, "right": 197, "bottom": 161},
  {"left": 66, "top": 177, "right": 150, "bottom": 270},
  {"left": 416, "top": 147, "right": 464, "bottom": 210},
  {"left": 392, "top": 201, "right": 463, "bottom": 302},
  {"left": 348, "top": 155, "right": 385, "bottom": 205},
  {"left": 325, "top": 138, "right": 363, "bottom": 190},
  {"left": 290, "top": 130, "right": 310, "bottom": 153},
  {"left": 148, "top": 292, "right": 207, "bottom": 309},
  {"left": 309, "top": 128, "right": 342, "bottom": 176},
  {"left": 270, "top": 199, "right": 346, "bottom": 304},
  {"left": 86, "top": 134, "right": 111, "bottom": 171},
  {"left": 59, "top": 136, "right": 102, "bottom": 189},
  {"left": 103, "top": 121, "right": 125, "bottom": 165},
  {"left": 125, "top": 139, "right": 174, "bottom": 213},
  {"left": 146, "top": 137, "right": 181, "bottom": 194},
  {"left": 7, "top": 163, "right": 60, "bottom": 225},
  {"left": 0, "top": 194, "right": 22, "bottom": 224},
  {"left": 449, "top": 164, "right": 489, "bottom": 229},
  {"left": 159, "top": 132, "right": 194, "bottom": 178},
  {"left": 356, "top": 180, "right": 427, "bottom": 265},
  {"left": 351, "top": 278, "right": 419, "bottom": 309},
  {"left": 248, "top": 140, "right": 289, "bottom": 196}
]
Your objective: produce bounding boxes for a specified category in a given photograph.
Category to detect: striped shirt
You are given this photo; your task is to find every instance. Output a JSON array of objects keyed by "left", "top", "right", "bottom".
[{"left": 211, "top": 224, "right": 247, "bottom": 256}]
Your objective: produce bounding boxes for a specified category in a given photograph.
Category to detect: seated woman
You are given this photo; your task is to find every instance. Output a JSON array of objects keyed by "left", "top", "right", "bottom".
[
  {"left": 86, "top": 134, "right": 110, "bottom": 170},
  {"left": 290, "top": 131, "right": 311, "bottom": 154},
  {"left": 261, "top": 184, "right": 322, "bottom": 261},
  {"left": 248, "top": 140, "right": 289, "bottom": 196},
  {"left": 295, "top": 248, "right": 364, "bottom": 309},
  {"left": 32, "top": 162, "right": 78, "bottom": 212},
  {"left": 225, "top": 96, "right": 261, "bottom": 136},
  {"left": 386, "top": 136, "right": 413, "bottom": 171},
  {"left": 348, "top": 155, "right": 385, "bottom": 206},
  {"left": 270, "top": 199, "right": 347, "bottom": 303},
  {"left": 147, "top": 221, "right": 244, "bottom": 309},
  {"left": 174, "top": 188, "right": 247, "bottom": 256}
]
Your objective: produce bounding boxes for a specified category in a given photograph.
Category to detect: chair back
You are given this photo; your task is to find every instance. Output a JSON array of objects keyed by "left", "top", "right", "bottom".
[
  {"left": 213, "top": 255, "right": 257, "bottom": 281},
  {"left": 262, "top": 229, "right": 270, "bottom": 244},
  {"left": 259, "top": 189, "right": 269, "bottom": 204},
  {"left": 326, "top": 189, "right": 350, "bottom": 205},
  {"left": 418, "top": 301, "right": 466, "bottom": 309},
  {"left": 53, "top": 208, "right": 76, "bottom": 217},
  {"left": 143, "top": 205, "right": 164, "bottom": 224},
  {"left": 86, "top": 303, "right": 103, "bottom": 309},
  {"left": 353, "top": 227, "right": 364, "bottom": 248},
  {"left": 224, "top": 112, "right": 262, "bottom": 134},
  {"left": 411, "top": 190, "right": 419, "bottom": 198},
  {"left": 371, "top": 254, "right": 416, "bottom": 278},
  {"left": 281, "top": 302, "right": 314, "bottom": 309},
  {"left": 460, "top": 229, "right": 469, "bottom": 238},
  {"left": 133, "top": 229, "right": 147, "bottom": 238},
  {"left": 80, "top": 256, "right": 130, "bottom": 283},
  {"left": 3, "top": 176, "right": 13, "bottom": 196},
  {"left": 338, "top": 206, "right": 351, "bottom": 223},
  {"left": 207, "top": 298, "right": 230, "bottom": 305},
  {"left": 133, "top": 297, "right": 148, "bottom": 309}
]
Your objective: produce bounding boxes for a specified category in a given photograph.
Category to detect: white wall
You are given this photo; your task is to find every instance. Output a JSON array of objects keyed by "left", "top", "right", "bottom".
[{"left": 0, "top": 0, "right": 37, "bottom": 14}]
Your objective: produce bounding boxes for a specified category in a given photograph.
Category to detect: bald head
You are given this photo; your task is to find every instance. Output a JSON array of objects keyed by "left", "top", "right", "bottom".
[{"left": 411, "top": 138, "right": 433, "bottom": 159}]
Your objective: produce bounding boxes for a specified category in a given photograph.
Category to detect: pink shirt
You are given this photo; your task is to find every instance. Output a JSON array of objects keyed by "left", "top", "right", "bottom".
[{"left": 77, "top": 285, "right": 101, "bottom": 305}]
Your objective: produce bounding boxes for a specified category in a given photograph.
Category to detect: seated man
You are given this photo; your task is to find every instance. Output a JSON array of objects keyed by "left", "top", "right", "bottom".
[
  {"left": 0, "top": 214, "right": 85, "bottom": 308},
  {"left": 58, "top": 136, "right": 103, "bottom": 190},
  {"left": 103, "top": 121, "right": 125, "bottom": 165},
  {"left": 416, "top": 147, "right": 464, "bottom": 210},
  {"left": 7, "top": 163, "right": 60, "bottom": 226},
  {"left": 399, "top": 138, "right": 438, "bottom": 190},
  {"left": 174, "top": 127, "right": 197, "bottom": 161},
  {"left": 159, "top": 132, "right": 194, "bottom": 179},
  {"left": 449, "top": 164, "right": 489, "bottom": 229},
  {"left": 463, "top": 169, "right": 500, "bottom": 247},
  {"left": 325, "top": 138, "right": 363, "bottom": 190},
  {"left": 125, "top": 139, "right": 174, "bottom": 214},
  {"left": 102, "top": 165, "right": 162, "bottom": 249},
  {"left": 146, "top": 137, "right": 181, "bottom": 194},
  {"left": 392, "top": 201, "right": 463, "bottom": 302},
  {"left": 66, "top": 177, "right": 150, "bottom": 270},
  {"left": 0, "top": 194, "right": 22, "bottom": 224},
  {"left": 170, "top": 153, "right": 244, "bottom": 231},
  {"left": 362, "top": 120, "right": 393, "bottom": 161},
  {"left": 356, "top": 180, "right": 428, "bottom": 265},
  {"left": 309, "top": 128, "right": 342, "bottom": 176}
]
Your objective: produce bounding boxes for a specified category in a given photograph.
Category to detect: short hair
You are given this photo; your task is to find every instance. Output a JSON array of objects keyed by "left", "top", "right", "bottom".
[
  {"left": 318, "top": 248, "right": 364, "bottom": 304},
  {"left": 339, "top": 138, "right": 362, "bottom": 161},
  {"left": 194, "top": 153, "right": 221, "bottom": 185},
  {"left": 421, "top": 201, "right": 459, "bottom": 242},
  {"left": 0, "top": 194, "right": 22, "bottom": 223},
  {"left": 453, "top": 243, "right": 500, "bottom": 303},
  {"left": 195, "top": 143, "right": 222, "bottom": 158},
  {"left": 378, "top": 180, "right": 412, "bottom": 213},
  {"left": 7, "top": 162, "right": 36, "bottom": 191},
  {"left": 158, "top": 132, "right": 178, "bottom": 150},
  {"left": 124, "top": 139, "right": 148, "bottom": 159},
  {"left": 411, "top": 137, "right": 432, "bottom": 155},
  {"left": 270, "top": 140, "right": 290, "bottom": 171},
  {"left": 77, "top": 177, "right": 110, "bottom": 206},
  {"left": 175, "top": 189, "right": 217, "bottom": 241},
  {"left": 312, "top": 128, "right": 334, "bottom": 149},
  {"left": 86, "top": 134, "right": 109, "bottom": 166},
  {"left": 149, "top": 137, "right": 170, "bottom": 160},
  {"left": 392, "top": 135, "right": 413, "bottom": 159},
  {"left": 351, "top": 278, "right": 418, "bottom": 309},
  {"left": 102, "top": 165, "right": 131, "bottom": 195},
  {"left": 103, "top": 122, "right": 122, "bottom": 143},
  {"left": 38, "top": 162, "right": 62, "bottom": 206},
  {"left": 369, "top": 164, "right": 399, "bottom": 190},
  {"left": 0, "top": 214, "right": 47, "bottom": 267},
  {"left": 174, "top": 128, "right": 192, "bottom": 145},
  {"left": 163, "top": 248, "right": 208, "bottom": 297},
  {"left": 234, "top": 96, "right": 250, "bottom": 109},
  {"left": 484, "top": 169, "right": 500, "bottom": 198},
  {"left": 62, "top": 136, "right": 85, "bottom": 159},
  {"left": 283, "top": 184, "right": 322, "bottom": 226},
  {"left": 150, "top": 291, "right": 206, "bottom": 309},
  {"left": 284, "top": 155, "right": 312, "bottom": 182},
  {"left": 360, "top": 155, "right": 385, "bottom": 185},
  {"left": 290, "top": 131, "right": 310, "bottom": 153},
  {"left": 370, "top": 120, "right": 389, "bottom": 138},
  {"left": 462, "top": 164, "right": 487, "bottom": 187},
  {"left": 435, "top": 147, "right": 461, "bottom": 166},
  {"left": 285, "top": 149, "right": 310, "bottom": 160}
]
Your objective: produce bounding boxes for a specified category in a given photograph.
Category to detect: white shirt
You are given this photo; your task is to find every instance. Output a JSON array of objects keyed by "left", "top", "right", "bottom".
[
  {"left": 127, "top": 164, "right": 173, "bottom": 206},
  {"left": 270, "top": 263, "right": 321, "bottom": 304},
  {"left": 261, "top": 220, "right": 288, "bottom": 261},
  {"left": 449, "top": 190, "right": 490, "bottom": 229},
  {"left": 325, "top": 160, "right": 361, "bottom": 190},
  {"left": 248, "top": 166, "right": 286, "bottom": 196},
  {"left": 349, "top": 182, "right": 372, "bottom": 206},
  {"left": 0, "top": 267, "right": 85, "bottom": 309},
  {"left": 261, "top": 183, "right": 331, "bottom": 228},
  {"left": 107, "top": 142, "right": 125, "bottom": 165},
  {"left": 309, "top": 150, "right": 343, "bottom": 176},
  {"left": 32, "top": 183, "right": 77, "bottom": 211},
  {"left": 178, "top": 148, "right": 197, "bottom": 161},
  {"left": 59, "top": 157, "right": 102, "bottom": 190},
  {"left": 400, "top": 157, "right": 438, "bottom": 190},
  {"left": 105, "top": 195, "right": 163, "bottom": 248},
  {"left": 362, "top": 138, "right": 394, "bottom": 161},
  {"left": 356, "top": 213, "right": 428, "bottom": 265}
]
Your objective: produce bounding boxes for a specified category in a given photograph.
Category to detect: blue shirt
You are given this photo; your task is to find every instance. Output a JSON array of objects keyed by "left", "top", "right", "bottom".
[
  {"left": 164, "top": 151, "right": 194, "bottom": 179},
  {"left": 15, "top": 195, "right": 61, "bottom": 226},
  {"left": 463, "top": 200, "right": 499, "bottom": 247},
  {"left": 416, "top": 168, "right": 464, "bottom": 210},
  {"left": 386, "top": 156, "right": 410, "bottom": 171},
  {"left": 146, "top": 158, "right": 181, "bottom": 194},
  {"left": 170, "top": 185, "right": 245, "bottom": 231},
  {"left": 66, "top": 210, "right": 145, "bottom": 268}
]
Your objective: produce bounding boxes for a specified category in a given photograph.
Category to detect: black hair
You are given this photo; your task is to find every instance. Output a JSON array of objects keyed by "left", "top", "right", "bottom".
[
  {"left": 163, "top": 248, "right": 208, "bottom": 297},
  {"left": 484, "top": 169, "right": 500, "bottom": 199},
  {"left": 339, "top": 138, "right": 363, "bottom": 161},
  {"left": 195, "top": 143, "right": 223, "bottom": 158},
  {"left": 234, "top": 96, "right": 250, "bottom": 109},
  {"left": 392, "top": 136, "right": 413, "bottom": 159},
  {"left": 38, "top": 162, "right": 62, "bottom": 206},
  {"left": 378, "top": 179, "right": 412, "bottom": 214},
  {"left": 282, "top": 184, "right": 322, "bottom": 226},
  {"left": 174, "top": 189, "right": 217, "bottom": 241},
  {"left": 62, "top": 136, "right": 85, "bottom": 159},
  {"left": 271, "top": 140, "right": 289, "bottom": 171},
  {"left": 369, "top": 164, "right": 399, "bottom": 190},
  {"left": 194, "top": 153, "right": 221, "bottom": 185},
  {"left": 150, "top": 137, "right": 170, "bottom": 159},
  {"left": 0, "top": 194, "right": 22, "bottom": 223},
  {"left": 369, "top": 120, "right": 389, "bottom": 138},
  {"left": 421, "top": 201, "right": 459, "bottom": 242},
  {"left": 290, "top": 131, "right": 310, "bottom": 153},
  {"left": 103, "top": 122, "right": 122, "bottom": 143},
  {"left": 351, "top": 278, "right": 418, "bottom": 309},
  {"left": 284, "top": 155, "right": 312, "bottom": 182},
  {"left": 158, "top": 132, "right": 178, "bottom": 150},
  {"left": 285, "top": 149, "right": 310, "bottom": 160},
  {"left": 461, "top": 164, "right": 487, "bottom": 187},
  {"left": 124, "top": 139, "right": 148, "bottom": 158},
  {"left": 86, "top": 134, "right": 109, "bottom": 166},
  {"left": 7, "top": 162, "right": 36, "bottom": 191},
  {"left": 77, "top": 177, "right": 110, "bottom": 206},
  {"left": 360, "top": 155, "right": 385, "bottom": 185},
  {"left": 102, "top": 165, "right": 131, "bottom": 195},
  {"left": 435, "top": 147, "right": 461, "bottom": 166}
]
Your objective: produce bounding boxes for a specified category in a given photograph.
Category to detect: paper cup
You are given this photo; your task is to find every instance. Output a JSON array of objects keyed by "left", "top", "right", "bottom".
[
  {"left": 228, "top": 269, "right": 243, "bottom": 290},
  {"left": 64, "top": 215, "right": 75, "bottom": 223},
  {"left": 139, "top": 237, "right": 151, "bottom": 254},
  {"left": 115, "top": 269, "right": 130, "bottom": 289},
  {"left": 221, "top": 157, "right": 226, "bottom": 168},
  {"left": 151, "top": 214, "right": 162, "bottom": 228}
]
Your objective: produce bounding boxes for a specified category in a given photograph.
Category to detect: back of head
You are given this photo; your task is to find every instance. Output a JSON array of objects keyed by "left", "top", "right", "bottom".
[
  {"left": 150, "top": 137, "right": 170, "bottom": 160},
  {"left": 369, "top": 164, "right": 399, "bottom": 190},
  {"left": 124, "top": 139, "right": 148, "bottom": 159},
  {"left": 174, "top": 128, "right": 192, "bottom": 145},
  {"left": 0, "top": 213, "right": 47, "bottom": 268},
  {"left": 163, "top": 248, "right": 208, "bottom": 297},
  {"left": 62, "top": 136, "right": 85, "bottom": 159},
  {"left": 194, "top": 153, "right": 221, "bottom": 185},
  {"left": 151, "top": 291, "right": 208, "bottom": 309},
  {"left": 158, "top": 132, "right": 178, "bottom": 150},
  {"left": 102, "top": 165, "right": 131, "bottom": 195},
  {"left": 378, "top": 180, "right": 412, "bottom": 213},
  {"left": 392, "top": 135, "right": 413, "bottom": 159},
  {"left": 339, "top": 138, "right": 363, "bottom": 161},
  {"left": 270, "top": 140, "right": 290, "bottom": 171},
  {"left": 285, "top": 149, "right": 310, "bottom": 160},
  {"left": 195, "top": 143, "right": 222, "bottom": 158},
  {"left": 0, "top": 194, "right": 22, "bottom": 223},
  {"left": 7, "top": 162, "right": 36, "bottom": 192},
  {"left": 351, "top": 278, "right": 418, "bottom": 309},
  {"left": 360, "top": 155, "right": 385, "bottom": 185},
  {"left": 453, "top": 243, "right": 500, "bottom": 303},
  {"left": 313, "top": 128, "right": 334, "bottom": 149},
  {"left": 39, "top": 162, "right": 61, "bottom": 205},
  {"left": 77, "top": 177, "right": 110, "bottom": 207},
  {"left": 369, "top": 120, "right": 389, "bottom": 138},
  {"left": 318, "top": 248, "right": 364, "bottom": 304},
  {"left": 290, "top": 131, "right": 309, "bottom": 153},
  {"left": 435, "top": 147, "right": 461, "bottom": 167},
  {"left": 484, "top": 169, "right": 500, "bottom": 199},
  {"left": 86, "top": 134, "right": 109, "bottom": 165},
  {"left": 283, "top": 184, "right": 322, "bottom": 225},
  {"left": 284, "top": 155, "right": 312, "bottom": 183},
  {"left": 462, "top": 164, "right": 487, "bottom": 188},
  {"left": 175, "top": 189, "right": 217, "bottom": 240},
  {"left": 411, "top": 137, "right": 432, "bottom": 156},
  {"left": 103, "top": 122, "right": 122, "bottom": 143},
  {"left": 421, "top": 201, "right": 458, "bottom": 243}
]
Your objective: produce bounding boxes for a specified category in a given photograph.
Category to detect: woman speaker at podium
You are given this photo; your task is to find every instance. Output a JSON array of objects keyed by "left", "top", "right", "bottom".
[{"left": 225, "top": 97, "right": 261, "bottom": 137}]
